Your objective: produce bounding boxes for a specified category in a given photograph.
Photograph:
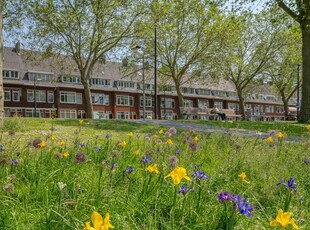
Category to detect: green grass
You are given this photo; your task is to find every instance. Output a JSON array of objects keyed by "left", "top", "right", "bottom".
[{"left": 0, "top": 117, "right": 309, "bottom": 229}]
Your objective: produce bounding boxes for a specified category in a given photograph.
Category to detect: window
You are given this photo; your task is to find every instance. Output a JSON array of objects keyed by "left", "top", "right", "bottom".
[
  {"left": 27, "top": 90, "right": 46, "bottom": 102},
  {"left": 92, "top": 94, "right": 109, "bottom": 105},
  {"left": 76, "top": 93, "right": 82, "bottom": 104},
  {"left": 4, "top": 89, "right": 11, "bottom": 101},
  {"left": 181, "top": 87, "right": 195, "bottom": 94},
  {"left": 90, "top": 78, "right": 111, "bottom": 87},
  {"left": 198, "top": 99, "right": 209, "bottom": 108},
  {"left": 60, "top": 75, "right": 81, "bottom": 84},
  {"left": 183, "top": 100, "right": 193, "bottom": 108},
  {"left": 265, "top": 105, "right": 274, "bottom": 113},
  {"left": 275, "top": 106, "right": 284, "bottom": 113},
  {"left": 161, "top": 98, "right": 175, "bottom": 109},
  {"left": 48, "top": 91, "right": 54, "bottom": 103},
  {"left": 28, "top": 72, "right": 54, "bottom": 82},
  {"left": 140, "top": 96, "right": 153, "bottom": 107},
  {"left": 114, "top": 81, "right": 135, "bottom": 89},
  {"left": 116, "top": 95, "right": 134, "bottom": 106},
  {"left": 60, "top": 91, "right": 77, "bottom": 103},
  {"left": 117, "top": 111, "right": 130, "bottom": 119},
  {"left": 3, "top": 70, "right": 19, "bottom": 79},
  {"left": 60, "top": 109, "right": 77, "bottom": 118},
  {"left": 195, "top": 89, "right": 211, "bottom": 96},
  {"left": 214, "top": 101, "right": 223, "bottom": 109},
  {"left": 12, "top": 89, "right": 20, "bottom": 102}
]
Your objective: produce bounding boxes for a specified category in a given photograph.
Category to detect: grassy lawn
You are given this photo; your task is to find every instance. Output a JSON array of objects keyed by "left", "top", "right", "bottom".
[{"left": 0, "top": 117, "right": 309, "bottom": 229}]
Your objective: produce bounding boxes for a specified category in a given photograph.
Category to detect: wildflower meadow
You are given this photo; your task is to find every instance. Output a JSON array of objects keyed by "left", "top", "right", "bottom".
[{"left": 0, "top": 118, "right": 309, "bottom": 229}]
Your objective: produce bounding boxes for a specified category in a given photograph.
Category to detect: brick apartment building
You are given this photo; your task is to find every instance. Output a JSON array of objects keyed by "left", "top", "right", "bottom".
[{"left": 2, "top": 46, "right": 297, "bottom": 120}]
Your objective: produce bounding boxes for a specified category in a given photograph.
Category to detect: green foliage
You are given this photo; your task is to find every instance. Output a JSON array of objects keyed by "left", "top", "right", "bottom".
[{"left": 0, "top": 118, "right": 309, "bottom": 229}]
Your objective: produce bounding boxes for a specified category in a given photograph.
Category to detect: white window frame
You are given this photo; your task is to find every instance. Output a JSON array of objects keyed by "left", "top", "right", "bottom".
[{"left": 116, "top": 95, "right": 134, "bottom": 106}]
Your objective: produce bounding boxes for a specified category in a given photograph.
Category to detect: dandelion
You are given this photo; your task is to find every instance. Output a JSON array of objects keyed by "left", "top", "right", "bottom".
[
  {"left": 50, "top": 135, "right": 57, "bottom": 141},
  {"left": 128, "top": 132, "right": 134, "bottom": 137},
  {"left": 118, "top": 140, "right": 126, "bottom": 149},
  {"left": 277, "top": 132, "right": 284, "bottom": 139},
  {"left": 238, "top": 172, "right": 251, "bottom": 184},
  {"left": 166, "top": 139, "right": 173, "bottom": 145},
  {"left": 59, "top": 140, "right": 65, "bottom": 147},
  {"left": 270, "top": 209, "right": 299, "bottom": 229},
  {"left": 159, "top": 129, "right": 164, "bottom": 134},
  {"left": 193, "top": 136, "right": 199, "bottom": 142},
  {"left": 63, "top": 151, "right": 69, "bottom": 158},
  {"left": 146, "top": 164, "right": 159, "bottom": 174},
  {"left": 306, "top": 124, "right": 310, "bottom": 131},
  {"left": 266, "top": 136, "right": 273, "bottom": 143},
  {"left": 38, "top": 140, "right": 46, "bottom": 148},
  {"left": 79, "top": 120, "right": 84, "bottom": 126},
  {"left": 165, "top": 167, "right": 191, "bottom": 185},
  {"left": 83, "top": 211, "right": 114, "bottom": 230},
  {"left": 277, "top": 178, "right": 297, "bottom": 191}
]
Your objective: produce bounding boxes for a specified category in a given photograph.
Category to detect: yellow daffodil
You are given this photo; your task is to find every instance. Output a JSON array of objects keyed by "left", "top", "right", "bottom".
[
  {"left": 119, "top": 141, "right": 126, "bottom": 149},
  {"left": 159, "top": 129, "right": 164, "bottom": 134},
  {"left": 38, "top": 140, "right": 46, "bottom": 148},
  {"left": 84, "top": 211, "right": 114, "bottom": 230},
  {"left": 128, "top": 132, "right": 134, "bottom": 137},
  {"left": 193, "top": 136, "right": 199, "bottom": 142},
  {"left": 307, "top": 124, "right": 310, "bottom": 131},
  {"left": 166, "top": 139, "right": 173, "bottom": 145},
  {"left": 277, "top": 132, "right": 284, "bottom": 139},
  {"left": 238, "top": 172, "right": 251, "bottom": 184},
  {"left": 146, "top": 164, "right": 159, "bottom": 174},
  {"left": 152, "top": 134, "right": 158, "bottom": 139},
  {"left": 165, "top": 167, "right": 191, "bottom": 185},
  {"left": 79, "top": 120, "right": 84, "bottom": 126},
  {"left": 270, "top": 209, "right": 299, "bottom": 229},
  {"left": 59, "top": 140, "right": 65, "bottom": 147},
  {"left": 50, "top": 135, "right": 57, "bottom": 141},
  {"left": 266, "top": 136, "right": 273, "bottom": 143},
  {"left": 63, "top": 151, "right": 69, "bottom": 158}
]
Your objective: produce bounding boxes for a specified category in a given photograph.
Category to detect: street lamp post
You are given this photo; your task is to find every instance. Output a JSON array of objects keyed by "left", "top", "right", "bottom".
[
  {"left": 154, "top": 26, "right": 157, "bottom": 119},
  {"left": 297, "top": 64, "right": 300, "bottom": 121},
  {"left": 34, "top": 76, "right": 37, "bottom": 117}
]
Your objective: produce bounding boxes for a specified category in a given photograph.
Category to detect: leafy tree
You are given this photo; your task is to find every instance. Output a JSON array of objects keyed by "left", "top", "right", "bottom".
[
  {"left": 210, "top": 10, "right": 287, "bottom": 120},
  {"left": 137, "top": 0, "right": 225, "bottom": 118},
  {"left": 24, "top": 0, "right": 143, "bottom": 118},
  {"left": 266, "top": 24, "right": 302, "bottom": 118}
]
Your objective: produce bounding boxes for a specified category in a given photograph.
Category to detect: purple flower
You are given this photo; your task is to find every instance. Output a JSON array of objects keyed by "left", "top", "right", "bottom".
[
  {"left": 102, "top": 161, "right": 116, "bottom": 170},
  {"left": 277, "top": 177, "right": 297, "bottom": 191},
  {"left": 124, "top": 166, "right": 134, "bottom": 174},
  {"left": 75, "top": 152, "right": 86, "bottom": 163},
  {"left": 169, "top": 156, "right": 178, "bottom": 169},
  {"left": 105, "top": 134, "right": 112, "bottom": 138},
  {"left": 95, "top": 147, "right": 102, "bottom": 152},
  {"left": 175, "top": 149, "right": 181, "bottom": 154},
  {"left": 217, "top": 191, "right": 232, "bottom": 203},
  {"left": 189, "top": 141, "right": 197, "bottom": 152},
  {"left": 233, "top": 195, "right": 254, "bottom": 218},
  {"left": 192, "top": 170, "right": 209, "bottom": 183},
  {"left": 178, "top": 185, "right": 193, "bottom": 195},
  {"left": 168, "top": 127, "right": 177, "bottom": 134},
  {"left": 11, "top": 159, "right": 19, "bottom": 165},
  {"left": 269, "top": 130, "right": 276, "bottom": 136},
  {"left": 140, "top": 156, "right": 152, "bottom": 164}
]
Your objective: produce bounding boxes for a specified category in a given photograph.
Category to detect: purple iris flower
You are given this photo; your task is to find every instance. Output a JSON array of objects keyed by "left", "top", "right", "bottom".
[
  {"left": 75, "top": 152, "right": 87, "bottom": 163},
  {"left": 104, "top": 161, "right": 116, "bottom": 170},
  {"left": 95, "top": 147, "right": 102, "bottom": 152},
  {"left": 178, "top": 185, "right": 193, "bottom": 195},
  {"left": 124, "top": 166, "right": 134, "bottom": 174},
  {"left": 269, "top": 130, "right": 276, "bottom": 136},
  {"left": 175, "top": 149, "right": 181, "bottom": 154},
  {"left": 192, "top": 170, "right": 209, "bottom": 183},
  {"left": 217, "top": 191, "right": 232, "bottom": 203},
  {"left": 233, "top": 195, "right": 254, "bottom": 218},
  {"left": 140, "top": 156, "right": 152, "bottom": 164},
  {"left": 277, "top": 177, "right": 297, "bottom": 191},
  {"left": 168, "top": 127, "right": 177, "bottom": 134}
]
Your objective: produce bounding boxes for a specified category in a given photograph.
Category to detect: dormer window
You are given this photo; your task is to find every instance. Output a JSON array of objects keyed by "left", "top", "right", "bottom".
[{"left": 3, "top": 70, "right": 19, "bottom": 79}]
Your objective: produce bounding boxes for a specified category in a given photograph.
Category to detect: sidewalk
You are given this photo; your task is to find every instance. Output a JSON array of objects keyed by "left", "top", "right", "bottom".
[{"left": 128, "top": 119, "right": 303, "bottom": 142}]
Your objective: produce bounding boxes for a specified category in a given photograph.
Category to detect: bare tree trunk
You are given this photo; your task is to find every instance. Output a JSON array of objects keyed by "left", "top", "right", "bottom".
[
  {"left": 300, "top": 23, "right": 310, "bottom": 122},
  {"left": 236, "top": 88, "right": 246, "bottom": 120},
  {"left": 0, "top": 2, "right": 4, "bottom": 127}
]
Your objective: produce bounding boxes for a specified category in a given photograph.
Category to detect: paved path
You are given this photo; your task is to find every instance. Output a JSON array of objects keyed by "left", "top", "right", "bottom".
[{"left": 128, "top": 119, "right": 303, "bottom": 142}]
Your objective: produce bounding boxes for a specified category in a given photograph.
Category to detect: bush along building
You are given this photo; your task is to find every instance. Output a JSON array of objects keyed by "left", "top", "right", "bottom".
[{"left": 3, "top": 46, "right": 297, "bottom": 121}]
